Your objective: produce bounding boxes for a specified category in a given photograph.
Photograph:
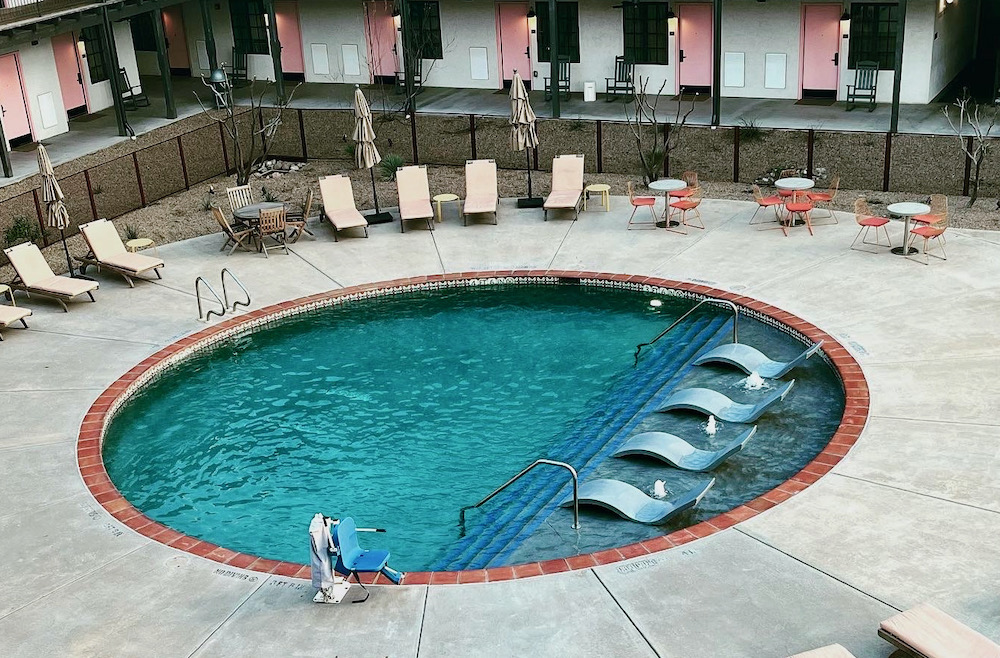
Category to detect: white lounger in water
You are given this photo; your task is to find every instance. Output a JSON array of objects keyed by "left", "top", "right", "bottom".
[
  {"left": 562, "top": 478, "right": 714, "bottom": 525},
  {"left": 613, "top": 426, "right": 757, "bottom": 472},
  {"left": 693, "top": 341, "right": 824, "bottom": 378},
  {"left": 657, "top": 380, "right": 795, "bottom": 423}
]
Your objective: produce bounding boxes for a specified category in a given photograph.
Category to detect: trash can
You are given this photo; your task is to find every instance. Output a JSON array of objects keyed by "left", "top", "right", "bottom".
[{"left": 583, "top": 81, "right": 597, "bottom": 102}]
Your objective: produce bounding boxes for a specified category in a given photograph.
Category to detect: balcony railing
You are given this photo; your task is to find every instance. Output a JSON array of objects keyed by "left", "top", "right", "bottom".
[{"left": 0, "top": 0, "right": 113, "bottom": 29}]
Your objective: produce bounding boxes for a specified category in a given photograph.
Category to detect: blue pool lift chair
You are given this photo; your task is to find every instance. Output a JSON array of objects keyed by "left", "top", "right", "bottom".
[{"left": 331, "top": 517, "right": 399, "bottom": 602}]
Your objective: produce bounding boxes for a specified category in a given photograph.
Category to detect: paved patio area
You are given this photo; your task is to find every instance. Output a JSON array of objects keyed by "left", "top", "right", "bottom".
[{"left": 2, "top": 197, "right": 999, "bottom": 657}]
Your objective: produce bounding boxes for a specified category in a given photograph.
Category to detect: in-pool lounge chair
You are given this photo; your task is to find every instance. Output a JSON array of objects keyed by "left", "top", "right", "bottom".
[
  {"left": 613, "top": 426, "right": 757, "bottom": 472},
  {"left": 693, "top": 341, "right": 823, "bottom": 378},
  {"left": 4, "top": 242, "right": 98, "bottom": 312},
  {"left": 544, "top": 154, "right": 585, "bottom": 221},
  {"left": 657, "top": 381, "right": 795, "bottom": 423},
  {"left": 319, "top": 175, "right": 369, "bottom": 241},
  {"left": 77, "top": 219, "right": 164, "bottom": 287},
  {"left": 787, "top": 645, "right": 857, "bottom": 658},
  {"left": 396, "top": 165, "right": 435, "bottom": 233},
  {"left": 463, "top": 159, "right": 498, "bottom": 225},
  {"left": 0, "top": 283, "right": 31, "bottom": 340},
  {"left": 562, "top": 478, "right": 714, "bottom": 525},
  {"left": 878, "top": 603, "right": 1000, "bottom": 657}
]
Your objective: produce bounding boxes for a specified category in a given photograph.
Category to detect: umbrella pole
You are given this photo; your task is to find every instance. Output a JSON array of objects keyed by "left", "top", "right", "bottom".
[
  {"left": 59, "top": 228, "right": 74, "bottom": 277},
  {"left": 366, "top": 165, "right": 394, "bottom": 224},
  {"left": 370, "top": 166, "right": 381, "bottom": 213},
  {"left": 526, "top": 148, "right": 533, "bottom": 198},
  {"left": 516, "top": 148, "right": 543, "bottom": 208}
]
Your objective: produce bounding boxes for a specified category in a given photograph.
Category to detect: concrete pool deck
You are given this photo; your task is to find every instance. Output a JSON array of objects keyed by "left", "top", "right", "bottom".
[{"left": 2, "top": 197, "right": 999, "bottom": 657}]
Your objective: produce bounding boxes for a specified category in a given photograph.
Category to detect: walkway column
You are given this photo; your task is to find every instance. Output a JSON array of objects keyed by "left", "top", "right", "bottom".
[
  {"left": 0, "top": 120, "right": 12, "bottom": 178},
  {"left": 200, "top": 0, "right": 218, "bottom": 72},
  {"left": 101, "top": 7, "right": 128, "bottom": 137},
  {"left": 152, "top": 8, "right": 177, "bottom": 119},
  {"left": 889, "top": 0, "right": 907, "bottom": 134},
  {"left": 711, "top": 0, "right": 722, "bottom": 126},
  {"left": 399, "top": 0, "right": 417, "bottom": 115},
  {"left": 548, "top": 0, "right": 560, "bottom": 118},
  {"left": 263, "top": 0, "right": 285, "bottom": 103}
]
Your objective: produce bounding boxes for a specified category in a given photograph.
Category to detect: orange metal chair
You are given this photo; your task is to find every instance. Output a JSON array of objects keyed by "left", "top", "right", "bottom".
[
  {"left": 750, "top": 184, "right": 783, "bottom": 226},
  {"left": 850, "top": 198, "right": 891, "bottom": 253},
  {"left": 911, "top": 194, "right": 947, "bottom": 228},
  {"left": 669, "top": 170, "right": 698, "bottom": 199},
  {"left": 627, "top": 182, "right": 658, "bottom": 230},
  {"left": 782, "top": 191, "right": 814, "bottom": 236},
  {"left": 668, "top": 186, "right": 703, "bottom": 233},
  {"left": 807, "top": 175, "right": 840, "bottom": 223},
  {"left": 907, "top": 207, "right": 948, "bottom": 264}
]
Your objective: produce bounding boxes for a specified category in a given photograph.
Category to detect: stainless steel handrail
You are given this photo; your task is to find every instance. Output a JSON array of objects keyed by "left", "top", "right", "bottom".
[
  {"left": 195, "top": 277, "right": 226, "bottom": 321},
  {"left": 634, "top": 297, "right": 739, "bottom": 365},
  {"left": 458, "top": 459, "right": 579, "bottom": 537},
  {"left": 220, "top": 268, "right": 251, "bottom": 312}
]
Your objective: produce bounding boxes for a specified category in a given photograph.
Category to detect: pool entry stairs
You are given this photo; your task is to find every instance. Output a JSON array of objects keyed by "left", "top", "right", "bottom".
[{"left": 434, "top": 313, "right": 733, "bottom": 571}]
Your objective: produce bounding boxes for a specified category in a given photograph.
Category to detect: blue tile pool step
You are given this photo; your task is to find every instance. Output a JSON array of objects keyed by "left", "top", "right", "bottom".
[{"left": 435, "top": 314, "right": 733, "bottom": 571}]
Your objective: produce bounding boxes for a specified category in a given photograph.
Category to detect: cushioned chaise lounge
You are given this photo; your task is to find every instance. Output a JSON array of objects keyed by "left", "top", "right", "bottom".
[
  {"left": 463, "top": 159, "right": 498, "bottom": 225},
  {"left": 319, "top": 175, "right": 369, "bottom": 240},
  {"left": 0, "top": 283, "right": 31, "bottom": 340},
  {"left": 878, "top": 603, "right": 1000, "bottom": 658},
  {"left": 543, "top": 154, "right": 584, "bottom": 221},
  {"left": 657, "top": 381, "right": 795, "bottom": 423},
  {"left": 613, "top": 426, "right": 757, "bottom": 472},
  {"left": 4, "top": 242, "right": 98, "bottom": 312},
  {"left": 77, "top": 219, "right": 164, "bottom": 287},
  {"left": 787, "top": 645, "right": 857, "bottom": 658},
  {"left": 396, "top": 165, "right": 434, "bottom": 233},
  {"left": 562, "top": 478, "right": 714, "bottom": 524},
  {"left": 694, "top": 341, "right": 823, "bottom": 378}
]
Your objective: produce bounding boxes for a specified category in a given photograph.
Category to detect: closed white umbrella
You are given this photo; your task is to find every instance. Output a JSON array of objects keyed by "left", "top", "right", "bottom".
[
  {"left": 509, "top": 71, "right": 541, "bottom": 207},
  {"left": 37, "top": 145, "right": 74, "bottom": 275},
  {"left": 352, "top": 85, "right": 392, "bottom": 223}
]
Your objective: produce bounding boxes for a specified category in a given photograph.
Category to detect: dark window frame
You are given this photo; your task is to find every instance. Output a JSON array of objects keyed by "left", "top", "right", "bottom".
[
  {"left": 230, "top": 0, "right": 269, "bottom": 56},
  {"left": 129, "top": 13, "right": 157, "bottom": 52},
  {"left": 848, "top": 2, "right": 899, "bottom": 70},
  {"left": 623, "top": 2, "right": 668, "bottom": 66},
  {"left": 536, "top": 1, "right": 581, "bottom": 64},
  {"left": 407, "top": 0, "right": 444, "bottom": 60},
  {"left": 80, "top": 26, "right": 108, "bottom": 83}
]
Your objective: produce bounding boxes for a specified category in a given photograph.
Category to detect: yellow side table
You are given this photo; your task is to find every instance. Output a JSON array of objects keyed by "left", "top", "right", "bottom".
[
  {"left": 584, "top": 184, "right": 611, "bottom": 212},
  {"left": 125, "top": 238, "right": 157, "bottom": 255},
  {"left": 432, "top": 193, "right": 460, "bottom": 223}
]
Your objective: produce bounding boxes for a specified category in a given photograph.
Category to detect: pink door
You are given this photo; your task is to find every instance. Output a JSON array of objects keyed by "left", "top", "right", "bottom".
[
  {"left": 52, "top": 31, "right": 89, "bottom": 115},
  {"left": 801, "top": 4, "right": 842, "bottom": 93},
  {"left": 498, "top": 2, "right": 530, "bottom": 87},
  {"left": 366, "top": 0, "right": 398, "bottom": 79},
  {"left": 677, "top": 4, "right": 713, "bottom": 90},
  {"left": 162, "top": 6, "right": 190, "bottom": 72},
  {"left": 275, "top": 0, "right": 304, "bottom": 74},
  {"left": 0, "top": 53, "right": 32, "bottom": 145}
]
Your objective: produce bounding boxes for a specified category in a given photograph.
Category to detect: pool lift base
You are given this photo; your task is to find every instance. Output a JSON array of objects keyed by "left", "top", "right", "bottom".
[{"left": 313, "top": 579, "right": 353, "bottom": 604}]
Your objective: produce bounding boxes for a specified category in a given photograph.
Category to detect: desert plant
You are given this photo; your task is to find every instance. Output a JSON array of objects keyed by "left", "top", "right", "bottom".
[
  {"left": 201, "top": 195, "right": 214, "bottom": 211},
  {"left": 261, "top": 185, "right": 279, "bottom": 203},
  {"left": 3, "top": 216, "right": 41, "bottom": 248},
  {"left": 123, "top": 223, "right": 141, "bottom": 241},
  {"left": 92, "top": 183, "right": 103, "bottom": 195},
  {"left": 568, "top": 119, "right": 588, "bottom": 132},
  {"left": 344, "top": 142, "right": 356, "bottom": 161},
  {"left": 624, "top": 78, "right": 697, "bottom": 185},
  {"left": 943, "top": 91, "right": 998, "bottom": 207},
  {"left": 737, "top": 117, "right": 766, "bottom": 144},
  {"left": 379, "top": 154, "right": 405, "bottom": 182}
]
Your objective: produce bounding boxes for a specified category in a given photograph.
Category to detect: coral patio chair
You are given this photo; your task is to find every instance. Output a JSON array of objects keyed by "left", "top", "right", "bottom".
[
  {"left": 911, "top": 193, "right": 947, "bottom": 229},
  {"left": 284, "top": 189, "right": 316, "bottom": 243},
  {"left": 256, "top": 206, "right": 289, "bottom": 257},
  {"left": 850, "top": 198, "right": 890, "bottom": 253},
  {"left": 463, "top": 159, "right": 498, "bottom": 225},
  {"left": 668, "top": 185, "right": 704, "bottom": 234},
  {"left": 777, "top": 168, "right": 799, "bottom": 198},
  {"left": 783, "top": 191, "right": 814, "bottom": 236},
  {"left": 77, "top": 219, "right": 164, "bottom": 287},
  {"left": 906, "top": 205, "right": 948, "bottom": 264},
  {"left": 213, "top": 207, "right": 255, "bottom": 255},
  {"left": 750, "top": 184, "right": 783, "bottom": 226},
  {"left": 319, "top": 175, "right": 369, "bottom": 241},
  {"left": 807, "top": 175, "right": 840, "bottom": 222},
  {"left": 627, "top": 181, "right": 657, "bottom": 230},
  {"left": 396, "top": 165, "right": 435, "bottom": 233},
  {"left": 669, "top": 171, "right": 698, "bottom": 200},
  {"left": 226, "top": 184, "right": 255, "bottom": 214},
  {"left": 543, "top": 154, "right": 585, "bottom": 220},
  {"left": 0, "top": 283, "right": 31, "bottom": 340},
  {"left": 3, "top": 242, "right": 98, "bottom": 312}
]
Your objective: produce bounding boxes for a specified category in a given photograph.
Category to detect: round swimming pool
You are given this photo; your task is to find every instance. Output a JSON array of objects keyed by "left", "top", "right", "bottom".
[{"left": 101, "top": 279, "right": 846, "bottom": 573}]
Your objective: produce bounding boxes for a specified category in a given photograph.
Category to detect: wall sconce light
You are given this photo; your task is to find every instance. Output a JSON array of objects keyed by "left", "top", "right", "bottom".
[
  {"left": 839, "top": 10, "right": 851, "bottom": 36},
  {"left": 667, "top": 9, "right": 677, "bottom": 33},
  {"left": 527, "top": 8, "right": 537, "bottom": 33},
  {"left": 392, "top": 6, "right": 402, "bottom": 30},
  {"left": 945, "top": 0, "right": 954, "bottom": 4},
  {"left": 263, "top": 12, "right": 269, "bottom": 27}
]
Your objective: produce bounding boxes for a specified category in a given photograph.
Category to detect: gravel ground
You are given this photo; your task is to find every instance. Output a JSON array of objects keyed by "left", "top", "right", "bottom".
[{"left": 4, "top": 159, "right": 996, "bottom": 280}]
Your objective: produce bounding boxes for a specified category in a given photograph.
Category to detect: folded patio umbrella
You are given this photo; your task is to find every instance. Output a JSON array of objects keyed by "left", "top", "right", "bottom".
[
  {"left": 352, "top": 85, "right": 392, "bottom": 223},
  {"left": 510, "top": 71, "right": 541, "bottom": 208},
  {"left": 37, "top": 144, "right": 74, "bottom": 276}
]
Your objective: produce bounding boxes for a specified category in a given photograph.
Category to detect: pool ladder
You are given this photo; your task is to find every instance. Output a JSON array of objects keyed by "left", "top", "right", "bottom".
[
  {"left": 195, "top": 268, "right": 251, "bottom": 321},
  {"left": 634, "top": 297, "right": 739, "bottom": 365},
  {"left": 457, "top": 459, "right": 579, "bottom": 538}
]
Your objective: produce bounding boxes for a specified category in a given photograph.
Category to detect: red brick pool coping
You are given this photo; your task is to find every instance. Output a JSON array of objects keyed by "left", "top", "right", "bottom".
[{"left": 78, "top": 271, "right": 868, "bottom": 586}]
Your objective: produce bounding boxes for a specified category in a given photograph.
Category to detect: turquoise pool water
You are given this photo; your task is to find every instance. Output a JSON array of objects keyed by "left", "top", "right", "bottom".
[{"left": 103, "top": 283, "right": 844, "bottom": 572}]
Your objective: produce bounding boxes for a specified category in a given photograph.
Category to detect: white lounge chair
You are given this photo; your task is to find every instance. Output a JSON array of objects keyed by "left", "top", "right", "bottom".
[
  {"left": 463, "top": 159, "right": 498, "bottom": 225},
  {"left": 879, "top": 603, "right": 1000, "bottom": 658},
  {"left": 4, "top": 242, "right": 98, "bottom": 312},
  {"left": 694, "top": 341, "right": 823, "bottom": 378},
  {"left": 396, "top": 165, "right": 434, "bottom": 233},
  {"left": 543, "top": 154, "right": 584, "bottom": 221},
  {"left": 77, "top": 219, "right": 164, "bottom": 287},
  {"left": 613, "top": 427, "right": 757, "bottom": 472},
  {"left": 562, "top": 478, "right": 714, "bottom": 525},
  {"left": 0, "top": 283, "right": 31, "bottom": 340},
  {"left": 657, "top": 381, "right": 795, "bottom": 423},
  {"left": 319, "top": 175, "right": 369, "bottom": 241}
]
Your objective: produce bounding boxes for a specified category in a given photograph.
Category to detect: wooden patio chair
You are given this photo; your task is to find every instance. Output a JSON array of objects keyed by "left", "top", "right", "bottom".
[
  {"left": 605, "top": 56, "right": 634, "bottom": 101},
  {"left": 256, "top": 206, "right": 289, "bottom": 257},
  {"left": 807, "top": 175, "right": 840, "bottom": 223},
  {"left": 226, "top": 185, "right": 255, "bottom": 214},
  {"left": 213, "top": 207, "right": 255, "bottom": 255},
  {"left": 544, "top": 56, "right": 571, "bottom": 101},
  {"left": 285, "top": 189, "right": 316, "bottom": 243},
  {"left": 850, "top": 198, "right": 890, "bottom": 253},
  {"left": 118, "top": 68, "right": 149, "bottom": 110},
  {"left": 846, "top": 61, "right": 878, "bottom": 112}
]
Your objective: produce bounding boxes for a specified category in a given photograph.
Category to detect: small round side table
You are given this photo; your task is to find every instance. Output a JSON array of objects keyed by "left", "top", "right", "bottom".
[
  {"left": 125, "top": 238, "right": 157, "bottom": 255},
  {"left": 584, "top": 184, "right": 611, "bottom": 212},
  {"left": 433, "top": 194, "right": 460, "bottom": 223}
]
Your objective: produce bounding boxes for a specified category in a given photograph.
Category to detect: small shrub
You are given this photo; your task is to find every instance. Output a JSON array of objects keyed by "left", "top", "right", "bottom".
[
  {"left": 261, "top": 185, "right": 279, "bottom": 202},
  {"left": 92, "top": 183, "right": 103, "bottom": 195},
  {"left": 344, "top": 142, "right": 356, "bottom": 162},
  {"left": 201, "top": 196, "right": 214, "bottom": 211},
  {"left": 379, "top": 154, "right": 405, "bottom": 182},
  {"left": 568, "top": 119, "right": 588, "bottom": 132},
  {"left": 3, "top": 216, "right": 41, "bottom": 248},
  {"left": 123, "top": 223, "right": 141, "bottom": 241},
  {"left": 737, "top": 117, "right": 766, "bottom": 144}
]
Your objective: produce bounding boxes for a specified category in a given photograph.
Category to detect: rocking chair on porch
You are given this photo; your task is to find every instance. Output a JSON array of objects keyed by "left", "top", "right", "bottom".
[{"left": 846, "top": 61, "right": 878, "bottom": 112}]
